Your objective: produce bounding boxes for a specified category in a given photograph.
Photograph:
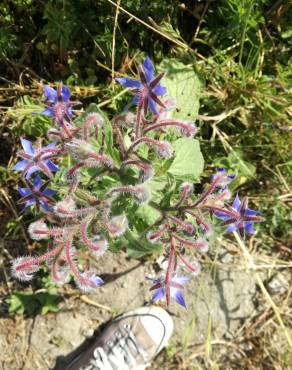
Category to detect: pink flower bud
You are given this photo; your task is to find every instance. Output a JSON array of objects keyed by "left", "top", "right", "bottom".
[
  {"left": 133, "top": 185, "right": 151, "bottom": 204},
  {"left": 65, "top": 139, "right": 95, "bottom": 160},
  {"left": 156, "top": 141, "right": 174, "bottom": 158},
  {"left": 76, "top": 271, "right": 104, "bottom": 292},
  {"left": 28, "top": 220, "right": 49, "bottom": 240},
  {"left": 107, "top": 214, "right": 128, "bottom": 237},
  {"left": 84, "top": 113, "right": 104, "bottom": 128},
  {"left": 50, "top": 258, "right": 71, "bottom": 285},
  {"left": 179, "top": 182, "right": 194, "bottom": 197},
  {"left": 54, "top": 197, "right": 76, "bottom": 218},
  {"left": 11, "top": 256, "right": 40, "bottom": 281},
  {"left": 90, "top": 237, "right": 109, "bottom": 256},
  {"left": 179, "top": 122, "right": 197, "bottom": 138},
  {"left": 196, "top": 237, "right": 209, "bottom": 253}
]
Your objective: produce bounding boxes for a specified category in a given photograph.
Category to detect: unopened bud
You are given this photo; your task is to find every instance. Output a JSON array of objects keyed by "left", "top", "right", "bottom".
[
  {"left": 107, "top": 214, "right": 128, "bottom": 237},
  {"left": 65, "top": 139, "right": 95, "bottom": 161},
  {"left": 84, "top": 113, "right": 104, "bottom": 128},
  {"left": 54, "top": 197, "right": 76, "bottom": 218},
  {"left": 28, "top": 220, "right": 49, "bottom": 240},
  {"left": 11, "top": 256, "right": 39, "bottom": 281},
  {"left": 156, "top": 141, "right": 174, "bottom": 158}
]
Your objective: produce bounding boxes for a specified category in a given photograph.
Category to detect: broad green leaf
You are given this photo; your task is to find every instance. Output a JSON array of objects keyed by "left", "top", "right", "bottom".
[
  {"left": 158, "top": 59, "right": 201, "bottom": 120},
  {"left": 168, "top": 138, "right": 204, "bottom": 182},
  {"left": 144, "top": 177, "right": 167, "bottom": 202},
  {"left": 136, "top": 204, "right": 161, "bottom": 225}
]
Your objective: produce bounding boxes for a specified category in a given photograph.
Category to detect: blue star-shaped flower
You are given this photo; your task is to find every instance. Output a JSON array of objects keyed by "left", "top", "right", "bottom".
[
  {"left": 148, "top": 274, "right": 190, "bottom": 308},
  {"left": 18, "top": 176, "right": 57, "bottom": 211},
  {"left": 40, "top": 83, "right": 73, "bottom": 124},
  {"left": 215, "top": 194, "right": 264, "bottom": 238},
  {"left": 116, "top": 56, "right": 166, "bottom": 115},
  {"left": 13, "top": 138, "right": 59, "bottom": 179}
]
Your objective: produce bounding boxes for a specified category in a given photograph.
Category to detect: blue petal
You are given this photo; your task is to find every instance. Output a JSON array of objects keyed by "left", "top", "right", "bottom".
[
  {"left": 232, "top": 194, "right": 241, "bottom": 211},
  {"left": 40, "top": 107, "right": 54, "bottom": 116},
  {"left": 20, "top": 138, "right": 34, "bottom": 155},
  {"left": 43, "top": 188, "right": 57, "bottom": 197},
  {"left": 116, "top": 77, "right": 141, "bottom": 89},
  {"left": 43, "top": 85, "right": 57, "bottom": 102},
  {"left": 40, "top": 200, "right": 50, "bottom": 211},
  {"left": 153, "top": 84, "right": 167, "bottom": 96},
  {"left": 13, "top": 159, "right": 29, "bottom": 171},
  {"left": 24, "top": 199, "right": 36, "bottom": 208},
  {"left": 143, "top": 56, "right": 154, "bottom": 82},
  {"left": 90, "top": 276, "right": 104, "bottom": 286},
  {"left": 45, "top": 141, "right": 57, "bottom": 149},
  {"left": 132, "top": 95, "right": 140, "bottom": 105},
  {"left": 26, "top": 166, "right": 39, "bottom": 179},
  {"left": 244, "top": 222, "right": 255, "bottom": 234},
  {"left": 214, "top": 211, "right": 231, "bottom": 221},
  {"left": 171, "top": 289, "right": 187, "bottom": 308},
  {"left": 148, "top": 98, "right": 159, "bottom": 114},
  {"left": 66, "top": 106, "right": 73, "bottom": 117},
  {"left": 45, "top": 161, "right": 59, "bottom": 172},
  {"left": 18, "top": 188, "right": 32, "bottom": 196},
  {"left": 245, "top": 208, "right": 259, "bottom": 216},
  {"left": 61, "top": 85, "right": 71, "bottom": 102},
  {"left": 33, "top": 176, "right": 42, "bottom": 189},
  {"left": 226, "top": 223, "right": 238, "bottom": 233},
  {"left": 173, "top": 275, "right": 191, "bottom": 284},
  {"left": 152, "top": 288, "right": 165, "bottom": 302}
]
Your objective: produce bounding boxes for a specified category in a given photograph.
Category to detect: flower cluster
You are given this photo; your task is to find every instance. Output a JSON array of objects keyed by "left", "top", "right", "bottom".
[{"left": 11, "top": 58, "right": 263, "bottom": 307}]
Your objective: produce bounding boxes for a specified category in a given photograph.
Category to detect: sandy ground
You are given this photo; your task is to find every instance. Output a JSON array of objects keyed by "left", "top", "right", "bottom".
[{"left": 0, "top": 250, "right": 258, "bottom": 370}]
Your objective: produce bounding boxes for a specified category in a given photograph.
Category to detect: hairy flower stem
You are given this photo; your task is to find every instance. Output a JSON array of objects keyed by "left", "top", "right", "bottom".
[
  {"left": 173, "top": 187, "right": 191, "bottom": 209},
  {"left": 143, "top": 120, "right": 195, "bottom": 135},
  {"left": 134, "top": 100, "right": 143, "bottom": 138},
  {"left": 168, "top": 215, "right": 194, "bottom": 234},
  {"left": 65, "top": 240, "right": 84, "bottom": 281},
  {"left": 56, "top": 206, "right": 96, "bottom": 218},
  {"left": 172, "top": 234, "right": 206, "bottom": 248},
  {"left": 185, "top": 210, "right": 211, "bottom": 232},
  {"left": 188, "top": 176, "right": 221, "bottom": 208},
  {"left": 68, "top": 162, "right": 84, "bottom": 175},
  {"left": 15, "top": 244, "right": 63, "bottom": 271},
  {"left": 113, "top": 122, "right": 127, "bottom": 159},
  {"left": 177, "top": 253, "right": 199, "bottom": 274},
  {"left": 33, "top": 226, "right": 77, "bottom": 237},
  {"left": 37, "top": 147, "right": 63, "bottom": 160},
  {"left": 81, "top": 221, "right": 102, "bottom": 251},
  {"left": 165, "top": 238, "right": 175, "bottom": 306},
  {"left": 126, "top": 136, "right": 163, "bottom": 155},
  {"left": 198, "top": 205, "right": 241, "bottom": 219}
]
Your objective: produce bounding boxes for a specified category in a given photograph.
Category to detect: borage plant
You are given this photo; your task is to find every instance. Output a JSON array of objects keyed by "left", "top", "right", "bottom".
[{"left": 11, "top": 57, "right": 263, "bottom": 308}]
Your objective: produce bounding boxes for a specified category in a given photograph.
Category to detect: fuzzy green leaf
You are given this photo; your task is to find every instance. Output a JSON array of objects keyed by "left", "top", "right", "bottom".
[
  {"left": 168, "top": 138, "right": 204, "bottom": 182},
  {"left": 159, "top": 59, "right": 201, "bottom": 120}
]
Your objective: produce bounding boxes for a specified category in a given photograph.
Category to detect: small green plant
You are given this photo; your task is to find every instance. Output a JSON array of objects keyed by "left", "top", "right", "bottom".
[{"left": 6, "top": 274, "right": 60, "bottom": 316}]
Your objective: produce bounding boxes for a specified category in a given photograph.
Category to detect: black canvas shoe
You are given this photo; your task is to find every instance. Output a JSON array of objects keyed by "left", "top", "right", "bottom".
[{"left": 66, "top": 306, "right": 173, "bottom": 370}]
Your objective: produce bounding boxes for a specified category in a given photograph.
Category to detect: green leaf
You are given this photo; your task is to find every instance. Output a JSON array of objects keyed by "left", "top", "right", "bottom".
[
  {"left": 136, "top": 204, "right": 161, "bottom": 225},
  {"left": 144, "top": 177, "right": 167, "bottom": 202},
  {"left": 6, "top": 290, "right": 60, "bottom": 316},
  {"left": 125, "top": 230, "right": 162, "bottom": 258},
  {"left": 168, "top": 138, "right": 204, "bottom": 182},
  {"left": 158, "top": 59, "right": 201, "bottom": 120}
]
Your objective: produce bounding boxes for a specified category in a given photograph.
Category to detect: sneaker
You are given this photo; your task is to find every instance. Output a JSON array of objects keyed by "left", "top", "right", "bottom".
[{"left": 66, "top": 306, "right": 174, "bottom": 370}]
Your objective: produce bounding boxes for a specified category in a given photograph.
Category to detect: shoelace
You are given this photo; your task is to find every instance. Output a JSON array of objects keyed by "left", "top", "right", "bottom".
[{"left": 81, "top": 323, "right": 149, "bottom": 370}]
